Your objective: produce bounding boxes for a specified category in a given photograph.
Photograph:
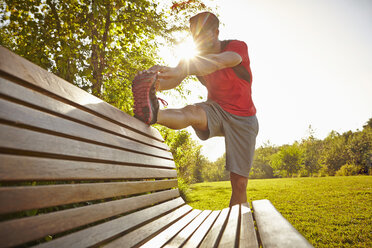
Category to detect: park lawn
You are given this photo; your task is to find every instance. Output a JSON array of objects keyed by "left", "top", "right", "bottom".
[{"left": 186, "top": 176, "right": 372, "bottom": 248}]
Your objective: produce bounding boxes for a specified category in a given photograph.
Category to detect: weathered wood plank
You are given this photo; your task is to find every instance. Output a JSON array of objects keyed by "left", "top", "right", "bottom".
[
  {"left": 252, "top": 199, "right": 314, "bottom": 248},
  {"left": 0, "top": 154, "right": 177, "bottom": 182},
  {"left": 36, "top": 198, "right": 188, "bottom": 248},
  {"left": 0, "top": 46, "right": 163, "bottom": 141},
  {"left": 140, "top": 209, "right": 202, "bottom": 248},
  {"left": 164, "top": 210, "right": 212, "bottom": 248},
  {"left": 0, "top": 97, "right": 172, "bottom": 159},
  {"left": 0, "top": 77, "right": 168, "bottom": 150},
  {"left": 183, "top": 210, "right": 220, "bottom": 248},
  {"left": 199, "top": 207, "right": 230, "bottom": 248},
  {"left": 103, "top": 204, "right": 193, "bottom": 247},
  {"left": 0, "top": 190, "right": 180, "bottom": 247},
  {"left": 0, "top": 124, "right": 175, "bottom": 168},
  {"left": 218, "top": 204, "right": 240, "bottom": 247},
  {"left": 239, "top": 203, "right": 259, "bottom": 248},
  {"left": 0, "top": 180, "right": 177, "bottom": 214}
]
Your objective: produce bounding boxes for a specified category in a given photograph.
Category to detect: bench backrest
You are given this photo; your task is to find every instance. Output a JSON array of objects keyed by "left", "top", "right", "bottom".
[{"left": 0, "top": 46, "right": 183, "bottom": 247}]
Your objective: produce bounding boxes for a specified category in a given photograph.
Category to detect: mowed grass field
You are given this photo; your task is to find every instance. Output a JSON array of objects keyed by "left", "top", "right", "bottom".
[{"left": 186, "top": 176, "right": 372, "bottom": 248}]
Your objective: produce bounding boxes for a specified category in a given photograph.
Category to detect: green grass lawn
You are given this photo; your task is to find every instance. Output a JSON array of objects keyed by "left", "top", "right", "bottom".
[{"left": 186, "top": 176, "right": 372, "bottom": 248}]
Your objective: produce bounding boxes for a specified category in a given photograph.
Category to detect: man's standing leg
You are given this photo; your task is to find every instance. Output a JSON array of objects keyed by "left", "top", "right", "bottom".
[
  {"left": 157, "top": 102, "right": 253, "bottom": 207},
  {"left": 229, "top": 172, "right": 248, "bottom": 206},
  {"left": 225, "top": 115, "right": 258, "bottom": 207}
]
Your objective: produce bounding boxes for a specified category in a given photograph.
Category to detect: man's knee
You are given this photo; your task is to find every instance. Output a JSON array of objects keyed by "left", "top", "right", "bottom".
[
  {"left": 182, "top": 105, "right": 201, "bottom": 118},
  {"left": 182, "top": 105, "right": 207, "bottom": 130}
]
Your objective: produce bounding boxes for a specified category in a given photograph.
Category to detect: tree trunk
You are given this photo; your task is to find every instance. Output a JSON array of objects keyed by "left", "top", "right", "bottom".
[{"left": 89, "top": 1, "right": 111, "bottom": 97}]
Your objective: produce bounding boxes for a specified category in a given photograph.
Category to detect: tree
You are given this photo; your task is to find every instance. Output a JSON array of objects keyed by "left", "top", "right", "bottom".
[
  {"left": 345, "top": 127, "right": 372, "bottom": 174},
  {"left": 214, "top": 154, "right": 230, "bottom": 181},
  {"left": 250, "top": 142, "right": 277, "bottom": 179},
  {"left": 200, "top": 153, "right": 229, "bottom": 182},
  {"left": 271, "top": 143, "right": 304, "bottom": 177},
  {"left": 1, "top": 0, "right": 164, "bottom": 110},
  {"left": 193, "top": 151, "right": 208, "bottom": 183},
  {"left": 320, "top": 131, "right": 349, "bottom": 176},
  {"left": 300, "top": 136, "right": 322, "bottom": 176},
  {"left": 0, "top": 0, "right": 212, "bottom": 113},
  {"left": 155, "top": 126, "right": 202, "bottom": 192},
  {"left": 363, "top": 117, "right": 372, "bottom": 129}
]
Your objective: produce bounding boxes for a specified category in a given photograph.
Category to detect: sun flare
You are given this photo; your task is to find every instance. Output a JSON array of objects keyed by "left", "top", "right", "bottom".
[{"left": 175, "top": 37, "right": 199, "bottom": 60}]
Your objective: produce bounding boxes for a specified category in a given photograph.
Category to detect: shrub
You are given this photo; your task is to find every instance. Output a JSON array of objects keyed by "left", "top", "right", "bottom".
[
  {"left": 297, "top": 168, "right": 310, "bottom": 177},
  {"left": 317, "top": 165, "right": 328, "bottom": 177},
  {"left": 336, "top": 164, "right": 363, "bottom": 176},
  {"left": 177, "top": 177, "right": 190, "bottom": 201}
]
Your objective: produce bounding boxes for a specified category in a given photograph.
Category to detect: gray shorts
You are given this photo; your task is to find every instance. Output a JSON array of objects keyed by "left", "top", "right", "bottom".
[{"left": 194, "top": 101, "right": 259, "bottom": 178}]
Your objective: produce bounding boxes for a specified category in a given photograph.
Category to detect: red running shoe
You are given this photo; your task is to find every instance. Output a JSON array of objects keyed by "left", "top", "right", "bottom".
[{"left": 132, "top": 71, "right": 159, "bottom": 125}]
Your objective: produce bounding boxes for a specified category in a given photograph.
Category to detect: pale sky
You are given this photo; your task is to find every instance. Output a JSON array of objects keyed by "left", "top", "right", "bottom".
[{"left": 159, "top": 0, "right": 372, "bottom": 161}]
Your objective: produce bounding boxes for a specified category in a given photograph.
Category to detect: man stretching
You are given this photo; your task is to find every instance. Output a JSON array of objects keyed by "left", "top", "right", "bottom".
[{"left": 132, "top": 12, "right": 259, "bottom": 206}]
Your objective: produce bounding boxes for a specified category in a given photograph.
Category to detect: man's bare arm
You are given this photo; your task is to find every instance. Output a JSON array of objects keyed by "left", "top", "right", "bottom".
[
  {"left": 155, "top": 51, "right": 242, "bottom": 91},
  {"left": 180, "top": 51, "right": 242, "bottom": 76}
]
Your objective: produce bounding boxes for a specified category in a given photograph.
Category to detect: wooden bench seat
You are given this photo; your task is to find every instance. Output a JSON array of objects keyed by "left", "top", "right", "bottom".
[{"left": 0, "top": 46, "right": 313, "bottom": 248}]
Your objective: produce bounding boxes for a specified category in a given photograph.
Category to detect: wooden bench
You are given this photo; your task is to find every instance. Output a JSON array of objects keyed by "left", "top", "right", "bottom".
[{"left": 0, "top": 46, "right": 313, "bottom": 248}]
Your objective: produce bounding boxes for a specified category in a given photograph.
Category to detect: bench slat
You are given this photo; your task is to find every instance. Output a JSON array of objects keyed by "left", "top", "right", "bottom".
[
  {"left": 0, "top": 124, "right": 175, "bottom": 168},
  {"left": 35, "top": 198, "right": 188, "bottom": 248},
  {"left": 219, "top": 204, "right": 240, "bottom": 247},
  {"left": 183, "top": 210, "right": 220, "bottom": 248},
  {"left": 140, "top": 209, "right": 202, "bottom": 248},
  {"left": 0, "top": 154, "right": 177, "bottom": 181},
  {"left": 199, "top": 207, "right": 230, "bottom": 248},
  {"left": 0, "top": 180, "right": 177, "bottom": 214},
  {"left": 240, "top": 203, "right": 259, "bottom": 248},
  {"left": 0, "top": 96, "right": 172, "bottom": 159},
  {"left": 0, "top": 78, "right": 169, "bottom": 151},
  {"left": 0, "top": 47, "right": 163, "bottom": 141},
  {"left": 165, "top": 210, "right": 212, "bottom": 247},
  {"left": 0, "top": 189, "right": 179, "bottom": 247},
  {"left": 103, "top": 204, "right": 194, "bottom": 247},
  {"left": 252, "top": 200, "right": 314, "bottom": 248}
]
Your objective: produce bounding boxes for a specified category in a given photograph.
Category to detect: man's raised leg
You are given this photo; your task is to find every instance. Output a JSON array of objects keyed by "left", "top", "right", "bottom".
[
  {"left": 157, "top": 104, "right": 208, "bottom": 131},
  {"left": 229, "top": 172, "right": 248, "bottom": 206}
]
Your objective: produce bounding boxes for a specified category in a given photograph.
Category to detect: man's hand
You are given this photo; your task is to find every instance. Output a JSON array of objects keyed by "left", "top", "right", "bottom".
[
  {"left": 157, "top": 67, "right": 183, "bottom": 80},
  {"left": 148, "top": 65, "right": 167, "bottom": 73},
  {"left": 134, "top": 65, "right": 185, "bottom": 91},
  {"left": 157, "top": 66, "right": 186, "bottom": 91},
  {"left": 135, "top": 65, "right": 167, "bottom": 77}
]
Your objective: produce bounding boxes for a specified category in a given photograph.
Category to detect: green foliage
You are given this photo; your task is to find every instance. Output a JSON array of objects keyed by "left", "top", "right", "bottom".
[
  {"left": 193, "top": 150, "right": 206, "bottom": 183},
  {"left": 187, "top": 176, "right": 372, "bottom": 248},
  {"left": 270, "top": 143, "right": 304, "bottom": 177},
  {"left": 301, "top": 132, "right": 323, "bottom": 176},
  {"left": 345, "top": 127, "right": 372, "bottom": 174},
  {"left": 250, "top": 142, "right": 277, "bottom": 179},
  {"left": 0, "top": 0, "right": 164, "bottom": 108},
  {"left": 155, "top": 125, "right": 203, "bottom": 197},
  {"left": 167, "top": 117, "right": 371, "bottom": 184},
  {"left": 320, "top": 131, "right": 349, "bottom": 175},
  {"left": 201, "top": 154, "right": 229, "bottom": 182},
  {"left": 0, "top": 0, "right": 212, "bottom": 114},
  {"left": 335, "top": 164, "right": 363, "bottom": 176},
  {"left": 363, "top": 118, "right": 372, "bottom": 129},
  {"left": 319, "top": 122, "right": 371, "bottom": 176},
  {"left": 248, "top": 118, "right": 372, "bottom": 179}
]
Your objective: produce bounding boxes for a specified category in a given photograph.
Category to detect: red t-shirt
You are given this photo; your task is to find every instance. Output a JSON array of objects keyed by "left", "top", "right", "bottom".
[{"left": 201, "top": 40, "right": 256, "bottom": 116}]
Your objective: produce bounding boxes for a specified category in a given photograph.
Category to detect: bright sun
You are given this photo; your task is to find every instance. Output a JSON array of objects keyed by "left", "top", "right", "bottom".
[{"left": 175, "top": 36, "right": 199, "bottom": 60}]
